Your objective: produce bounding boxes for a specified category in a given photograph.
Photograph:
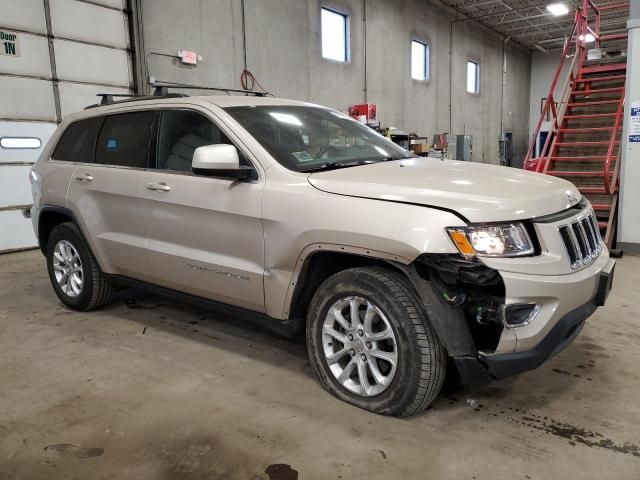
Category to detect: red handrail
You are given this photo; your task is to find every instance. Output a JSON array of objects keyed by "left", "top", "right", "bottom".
[
  {"left": 604, "top": 94, "right": 625, "bottom": 194},
  {"left": 524, "top": 12, "right": 579, "bottom": 172},
  {"left": 524, "top": 0, "right": 629, "bottom": 187}
]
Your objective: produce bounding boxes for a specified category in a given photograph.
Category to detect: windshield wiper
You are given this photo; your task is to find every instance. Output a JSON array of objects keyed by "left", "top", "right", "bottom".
[{"left": 301, "top": 161, "right": 362, "bottom": 173}]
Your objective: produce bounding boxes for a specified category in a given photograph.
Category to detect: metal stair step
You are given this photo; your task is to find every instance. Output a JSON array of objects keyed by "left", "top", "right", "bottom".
[
  {"left": 574, "top": 75, "right": 626, "bottom": 83},
  {"left": 591, "top": 203, "right": 612, "bottom": 211},
  {"left": 559, "top": 127, "right": 614, "bottom": 133},
  {"left": 554, "top": 141, "right": 619, "bottom": 147},
  {"left": 549, "top": 156, "right": 607, "bottom": 161},
  {"left": 546, "top": 171, "right": 605, "bottom": 177},
  {"left": 578, "top": 186, "right": 607, "bottom": 194},
  {"left": 563, "top": 113, "right": 617, "bottom": 119},
  {"left": 571, "top": 87, "right": 624, "bottom": 95},
  {"left": 579, "top": 63, "right": 627, "bottom": 75},
  {"left": 567, "top": 100, "right": 620, "bottom": 107}
]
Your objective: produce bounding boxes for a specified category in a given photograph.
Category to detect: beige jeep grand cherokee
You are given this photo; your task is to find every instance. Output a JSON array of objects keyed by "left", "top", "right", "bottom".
[{"left": 30, "top": 93, "right": 615, "bottom": 417}]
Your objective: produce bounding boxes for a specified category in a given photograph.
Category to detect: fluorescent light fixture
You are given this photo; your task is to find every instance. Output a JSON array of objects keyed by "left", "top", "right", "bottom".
[
  {"left": 579, "top": 33, "right": 596, "bottom": 43},
  {"left": 546, "top": 3, "right": 569, "bottom": 16},
  {"left": 269, "top": 112, "right": 303, "bottom": 126},
  {"left": 0, "top": 137, "right": 42, "bottom": 149}
]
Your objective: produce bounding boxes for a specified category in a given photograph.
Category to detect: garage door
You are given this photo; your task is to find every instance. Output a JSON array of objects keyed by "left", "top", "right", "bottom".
[{"left": 0, "top": 0, "right": 134, "bottom": 253}]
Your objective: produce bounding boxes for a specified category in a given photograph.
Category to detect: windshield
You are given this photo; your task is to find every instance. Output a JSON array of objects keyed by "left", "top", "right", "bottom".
[{"left": 224, "top": 105, "right": 414, "bottom": 172}]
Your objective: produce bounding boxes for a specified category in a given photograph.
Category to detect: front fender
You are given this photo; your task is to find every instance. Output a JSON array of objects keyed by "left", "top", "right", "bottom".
[{"left": 260, "top": 176, "right": 465, "bottom": 319}]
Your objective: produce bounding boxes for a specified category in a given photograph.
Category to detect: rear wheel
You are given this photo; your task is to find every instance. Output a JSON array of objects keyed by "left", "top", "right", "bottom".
[
  {"left": 306, "top": 266, "right": 446, "bottom": 416},
  {"left": 46, "top": 222, "right": 113, "bottom": 311}
]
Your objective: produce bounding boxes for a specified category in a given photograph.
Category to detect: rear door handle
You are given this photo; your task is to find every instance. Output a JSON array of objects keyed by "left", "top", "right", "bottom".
[
  {"left": 74, "top": 173, "right": 93, "bottom": 182},
  {"left": 147, "top": 182, "right": 171, "bottom": 192}
]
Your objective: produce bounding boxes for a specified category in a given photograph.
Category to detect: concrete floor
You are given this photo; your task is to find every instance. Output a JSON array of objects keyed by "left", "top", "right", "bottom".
[{"left": 0, "top": 250, "right": 639, "bottom": 480}]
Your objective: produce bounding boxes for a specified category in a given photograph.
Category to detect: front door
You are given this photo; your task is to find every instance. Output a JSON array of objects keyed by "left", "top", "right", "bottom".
[
  {"left": 141, "top": 108, "right": 265, "bottom": 312},
  {"left": 67, "top": 109, "right": 155, "bottom": 278}
]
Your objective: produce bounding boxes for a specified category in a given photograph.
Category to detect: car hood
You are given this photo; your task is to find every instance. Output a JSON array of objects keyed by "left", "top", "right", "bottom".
[{"left": 307, "top": 157, "right": 581, "bottom": 223}]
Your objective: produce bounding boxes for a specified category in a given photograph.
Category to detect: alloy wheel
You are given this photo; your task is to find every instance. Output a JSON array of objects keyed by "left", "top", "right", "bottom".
[{"left": 321, "top": 296, "right": 398, "bottom": 397}]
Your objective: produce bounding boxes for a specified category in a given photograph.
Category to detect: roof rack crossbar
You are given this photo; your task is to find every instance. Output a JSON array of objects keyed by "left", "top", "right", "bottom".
[
  {"left": 152, "top": 83, "right": 269, "bottom": 97},
  {"left": 85, "top": 92, "right": 189, "bottom": 109}
]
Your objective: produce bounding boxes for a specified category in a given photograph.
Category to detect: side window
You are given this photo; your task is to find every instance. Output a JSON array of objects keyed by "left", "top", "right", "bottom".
[
  {"left": 51, "top": 117, "right": 102, "bottom": 162},
  {"left": 156, "top": 109, "right": 232, "bottom": 172},
  {"left": 95, "top": 111, "right": 154, "bottom": 168}
]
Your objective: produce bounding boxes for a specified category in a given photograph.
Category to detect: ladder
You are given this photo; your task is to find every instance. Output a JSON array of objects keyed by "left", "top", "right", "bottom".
[{"left": 523, "top": 1, "right": 629, "bottom": 248}]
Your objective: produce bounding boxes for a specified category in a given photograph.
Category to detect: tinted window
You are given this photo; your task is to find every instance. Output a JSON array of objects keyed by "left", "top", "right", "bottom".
[
  {"left": 95, "top": 111, "right": 154, "bottom": 168},
  {"left": 52, "top": 117, "right": 102, "bottom": 162},
  {"left": 156, "top": 110, "right": 231, "bottom": 172}
]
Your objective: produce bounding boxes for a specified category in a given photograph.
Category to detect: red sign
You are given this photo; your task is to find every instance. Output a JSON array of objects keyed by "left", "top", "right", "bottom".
[{"left": 180, "top": 50, "right": 197, "bottom": 65}]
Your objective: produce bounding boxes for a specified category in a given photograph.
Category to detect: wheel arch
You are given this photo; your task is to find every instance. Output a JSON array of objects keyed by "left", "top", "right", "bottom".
[
  {"left": 37, "top": 205, "right": 77, "bottom": 254},
  {"left": 286, "top": 245, "right": 412, "bottom": 326}
]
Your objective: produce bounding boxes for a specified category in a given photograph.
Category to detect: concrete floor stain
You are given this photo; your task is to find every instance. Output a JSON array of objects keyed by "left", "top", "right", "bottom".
[
  {"left": 265, "top": 463, "right": 299, "bottom": 480},
  {"left": 513, "top": 413, "right": 640, "bottom": 457},
  {"left": 44, "top": 444, "right": 104, "bottom": 458}
]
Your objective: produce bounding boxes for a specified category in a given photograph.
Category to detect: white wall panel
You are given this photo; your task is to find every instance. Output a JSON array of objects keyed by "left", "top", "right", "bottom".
[
  {"left": 0, "top": 77, "right": 56, "bottom": 121},
  {"left": 54, "top": 40, "right": 131, "bottom": 87},
  {"left": 59, "top": 82, "right": 130, "bottom": 118},
  {"left": 0, "top": 0, "right": 47, "bottom": 34},
  {"left": 50, "top": 0, "right": 129, "bottom": 48},
  {"left": 0, "top": 34, "right": 51, "bottom": 78},
  {"left": 0, "top": 121, "right": 56, "bottom": 163},
  {"left": 0, "top": 210, "right": 38, "bottom": 251},
  {"left": 0, "top": 166, "right": 33, "bottom": 207}
]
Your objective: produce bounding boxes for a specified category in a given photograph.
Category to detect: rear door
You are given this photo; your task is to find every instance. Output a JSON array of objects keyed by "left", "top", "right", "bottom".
[
  {"left": 140, "top": 107, "right": 265, "bottom": 312},
  {"left": 66, "top": 109, "right": 154, "bottom": 278}
]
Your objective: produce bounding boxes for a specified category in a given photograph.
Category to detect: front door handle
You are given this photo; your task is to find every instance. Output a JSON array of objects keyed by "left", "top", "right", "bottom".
[
  {"left": 74, "top": 173, "right": 94, "bottom": 182},
  {"left": 147, "top": 182, "right": 171, "bottom": 192}
]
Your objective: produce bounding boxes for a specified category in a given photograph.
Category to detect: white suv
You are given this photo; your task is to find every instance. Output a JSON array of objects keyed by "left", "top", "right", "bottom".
[{"left": 30, "top": 93, "right": 615, "bottom": 416}]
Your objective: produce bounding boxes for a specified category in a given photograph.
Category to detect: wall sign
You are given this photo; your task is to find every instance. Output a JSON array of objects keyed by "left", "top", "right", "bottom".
[
  {"left": 630, "top": 101, "right": 640, "bottom": 143},
  {"left": 0, "top": 30, "right": 20, "bottom": 57}
]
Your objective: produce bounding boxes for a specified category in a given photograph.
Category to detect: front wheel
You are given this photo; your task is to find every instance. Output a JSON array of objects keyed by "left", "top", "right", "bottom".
[{"left": 306, "top": 266, "right": 446, "bottom": 417}]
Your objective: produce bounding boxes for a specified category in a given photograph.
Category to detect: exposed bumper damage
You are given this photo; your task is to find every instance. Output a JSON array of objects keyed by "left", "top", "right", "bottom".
[{"left": 402, "top": 252, "right": 615, "bottom": 385}]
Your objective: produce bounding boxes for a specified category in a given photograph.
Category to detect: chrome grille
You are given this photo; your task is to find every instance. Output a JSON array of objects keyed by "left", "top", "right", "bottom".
[{"left": 558, "top": 210, "right": 602, "bottom": 270}]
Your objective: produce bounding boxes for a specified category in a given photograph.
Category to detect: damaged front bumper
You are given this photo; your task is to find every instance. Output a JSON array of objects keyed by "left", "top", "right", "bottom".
[{"left": 405, "top": 250, "right": 615, "bottom": 385}]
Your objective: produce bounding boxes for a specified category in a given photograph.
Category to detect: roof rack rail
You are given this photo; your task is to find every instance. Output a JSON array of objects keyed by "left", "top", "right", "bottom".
[
  {"left": 84, "top": 91, "right": 189, "bottom": 109},
  {"left": 151, "top": 82, "right": 270, "bottom": 97}
]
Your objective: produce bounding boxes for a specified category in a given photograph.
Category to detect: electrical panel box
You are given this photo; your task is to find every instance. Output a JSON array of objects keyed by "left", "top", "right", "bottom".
[
  {"left": 456, "top": 135, "right": 473, "bottom": 161},
  {"left": 444, "top": 134, "right": 472, "bottom": 161}
]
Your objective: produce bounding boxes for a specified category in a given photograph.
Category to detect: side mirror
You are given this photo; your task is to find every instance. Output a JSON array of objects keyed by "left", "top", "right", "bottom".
[{"left": 192, "top": 144, "right": 253, "bottom": 180}]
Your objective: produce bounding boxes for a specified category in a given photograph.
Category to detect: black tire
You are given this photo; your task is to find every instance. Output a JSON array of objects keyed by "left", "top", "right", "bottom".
[
  {"left": 46, "top": 222, "right": 114, "bottom": 311},
  {"left": 306, "top": 266, "right": 447, "bottom": 417}
]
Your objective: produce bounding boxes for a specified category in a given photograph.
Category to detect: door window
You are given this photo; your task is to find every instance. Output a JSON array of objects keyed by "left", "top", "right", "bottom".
[
  {"left": 52, "top": 117, "right": 102, "bottom": 163},
  {"left": 95, "top": 111, "right": 154, "bottom": 168},
  {"left": 156, "top": 109, "right": 232, "bottom": 172}
]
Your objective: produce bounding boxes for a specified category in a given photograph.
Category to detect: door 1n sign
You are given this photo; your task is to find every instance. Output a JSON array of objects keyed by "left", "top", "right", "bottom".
[
  {"left": 630, "top": 101, "right": 640, "bottom": 143},
  {"left": 0, "top": 30, "right": 20, "bottom": 56}
]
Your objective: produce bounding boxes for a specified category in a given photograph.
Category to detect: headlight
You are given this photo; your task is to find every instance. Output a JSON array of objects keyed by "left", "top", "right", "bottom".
[{"left": 447, "top": 223, "right": 534, "bottom": 257}]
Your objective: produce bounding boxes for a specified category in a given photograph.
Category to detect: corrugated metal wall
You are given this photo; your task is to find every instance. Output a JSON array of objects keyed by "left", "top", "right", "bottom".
[{"left": 0, "top": 0, "right": 134, "bottom": 252}]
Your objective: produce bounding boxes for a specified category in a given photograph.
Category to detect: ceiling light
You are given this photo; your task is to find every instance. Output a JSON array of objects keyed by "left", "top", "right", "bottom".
[
  {"left": 546, "top": 3, "right": 569, "bottom": 16},
  {"left": 579, "top": 33, "right": 596, "bottom": 43}
]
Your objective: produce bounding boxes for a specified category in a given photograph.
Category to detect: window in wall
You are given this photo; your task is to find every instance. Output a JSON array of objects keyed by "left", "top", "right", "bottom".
[
  {"left": 411, "top": 40, "right": 429, "bottom": 81},
  {"left": 51, "top": 117, "right": 102, "bottom": 162},
  {"left": 467, "top": 60, "right": 480, "bottom": 93},
  {"left": 156, "top": 109, "right": 231, "bottom": 172},
  {"left": 95, "top": 111, "right": 154, "bottom": 168},
  {"left": 321, "top": 7, "right": 348, "bottom": 62}
]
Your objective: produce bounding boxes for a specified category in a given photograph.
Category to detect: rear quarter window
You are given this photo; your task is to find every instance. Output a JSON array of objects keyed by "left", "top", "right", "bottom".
[{"left": 51, "top": 117, "right": 102, "bottom": 163}]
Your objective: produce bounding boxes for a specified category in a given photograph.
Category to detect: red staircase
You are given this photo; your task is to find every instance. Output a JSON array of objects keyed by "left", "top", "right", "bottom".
[{"left": 524, "top": 1, "right": 629, "bottom": 248}]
